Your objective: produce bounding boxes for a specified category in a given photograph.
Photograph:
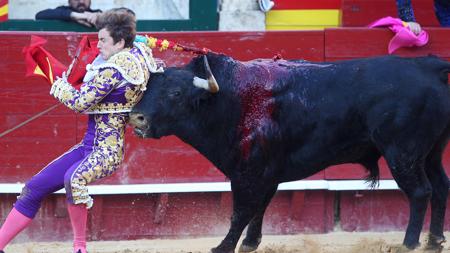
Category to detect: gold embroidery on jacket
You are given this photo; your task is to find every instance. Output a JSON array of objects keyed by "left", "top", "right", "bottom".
[{"left": 51, "top": 45, "right": 153, "bottom": 114}]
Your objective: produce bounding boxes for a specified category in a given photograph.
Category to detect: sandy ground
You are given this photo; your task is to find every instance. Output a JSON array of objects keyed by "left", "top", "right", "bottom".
[{"left": 5, "top": 232, "right": 450, "bottom": 253}]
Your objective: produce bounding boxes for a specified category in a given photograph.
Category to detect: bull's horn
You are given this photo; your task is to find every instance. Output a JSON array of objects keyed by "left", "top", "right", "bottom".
[{"left": 203, "top": 55, "right": 219, "bottom": 93}]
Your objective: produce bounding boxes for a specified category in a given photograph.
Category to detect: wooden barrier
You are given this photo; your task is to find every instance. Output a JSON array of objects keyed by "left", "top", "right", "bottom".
[
  {"left": 0, "top": 31, "right": 325, "bottom": 184},
  {"left": 0, "top": 29, "right": 449, "bottom": 240},
  {"left": 342, "top": 0, "right": 440, "bottom": 27},
  {"left": 325, "top": 28, "right": 450, "bottom": 60}
]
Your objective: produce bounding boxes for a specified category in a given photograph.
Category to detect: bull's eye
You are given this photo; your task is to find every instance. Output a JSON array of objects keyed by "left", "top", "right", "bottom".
[{"left": 168, "top": 90, "right": 181, "bottom": 98}]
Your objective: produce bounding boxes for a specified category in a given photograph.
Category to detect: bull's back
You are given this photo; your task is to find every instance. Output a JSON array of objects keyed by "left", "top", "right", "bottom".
[
  {"left": 273, "top": 56, "right": 450, "bottom": 130},
  {"left": 261, "top": 56, "right": 450, "bottom": 181}
]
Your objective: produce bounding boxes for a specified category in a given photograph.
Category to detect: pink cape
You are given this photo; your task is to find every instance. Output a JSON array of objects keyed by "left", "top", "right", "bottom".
[{"left": 369, "top": 16, "right": 429, "bottom": 54}]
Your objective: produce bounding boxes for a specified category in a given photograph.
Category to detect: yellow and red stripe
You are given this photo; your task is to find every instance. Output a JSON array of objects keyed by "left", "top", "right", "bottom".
[
  {"left": 266, "top": 0, "right": 342, "bottom": 30},
  {"left": 0, "top": 0, "right": 8, "bottom": 22},
  {"left": 272, "top": 0, "right": 341, "bottom": 10}
]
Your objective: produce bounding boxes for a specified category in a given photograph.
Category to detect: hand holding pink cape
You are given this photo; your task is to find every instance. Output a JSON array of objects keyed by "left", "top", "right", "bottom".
[{"left": 368, "top": 16, "right": 429, "bottom": 54}]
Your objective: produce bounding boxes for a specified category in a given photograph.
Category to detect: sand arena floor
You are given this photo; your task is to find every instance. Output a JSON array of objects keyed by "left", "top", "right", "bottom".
[{"left": 4, "top": 231, "right": 450, "bottom": 253}]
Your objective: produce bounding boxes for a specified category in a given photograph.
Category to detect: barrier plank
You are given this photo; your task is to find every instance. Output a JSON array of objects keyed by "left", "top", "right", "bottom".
[
  {"left": 325, "top": 28, "right": 450, "bottom": 60},
  {"left": 145, "top": 31, "right": 325, "bottom": 63},
  {"left": 0, "top": 191, "right": 334, "bottom": 241},
  {"left": 0, "top": 114, "right": 77, "bottom": 182},
  {"left": 0, "top": 31, "right": 325, "bottom": 185},
  {"left": 340, "top": 191, "right": 450, "bottom": 231},
  {"left": 326, "top": 146, "right": 450, "bottom": 180},
  {"left": 342, "top": 0, "right": 440, "bottom": 27}
]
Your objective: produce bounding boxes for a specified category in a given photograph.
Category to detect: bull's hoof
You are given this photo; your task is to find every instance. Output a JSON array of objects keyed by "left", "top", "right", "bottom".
[
  {"left": 238, "top": 244, "right": 256, "bottom": 253},
  {"left": 424, "top": 233, "right": 445, "bottom": 252},
  {"left": 210, "top": 247, "right": 234, "bottom": 253},
  {"left": 425, "top": 234, "right": 446, "bottom": 247},
  {"left": 238, "top": 244, "right": 258, "bottom": 253},
  {"left": 423, "top": 247, "right": 444, "bottom": 253},
  {"left": 388, "top": 244, "right": 417, "bottom": 253},
  {"left": 238, "top": 237, "right": 261, "bottom": 252}
]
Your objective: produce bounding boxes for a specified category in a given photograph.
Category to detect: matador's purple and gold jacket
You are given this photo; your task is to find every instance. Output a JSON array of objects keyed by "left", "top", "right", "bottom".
[
  {"left": 48, "top": 42, "right": 162, "bottom": 207},
  {"left": 51, "top": 42, "right": 162, "bottom": 114}
]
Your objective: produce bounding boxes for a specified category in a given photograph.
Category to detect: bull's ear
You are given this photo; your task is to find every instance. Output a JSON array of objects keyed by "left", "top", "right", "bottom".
[
  {"left": 191, "top": 55, "right": 219, "bottom": 93},
  {"left": 193, "top": 76, "right": 219, "bottom": 94},
  {"left": 193, "top": 77, "right": 209, "bottom": 90}
]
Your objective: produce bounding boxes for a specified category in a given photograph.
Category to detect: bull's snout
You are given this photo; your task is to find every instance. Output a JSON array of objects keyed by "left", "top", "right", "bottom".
[
  {"left": 129, "top": 112, "right": 150, "bottom": 137},
  {"left": 129, "top": 112, "right": 148, "bottom": 128}
]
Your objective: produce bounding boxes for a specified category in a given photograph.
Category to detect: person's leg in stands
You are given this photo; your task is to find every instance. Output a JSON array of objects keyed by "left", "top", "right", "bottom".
[{"left": 434, "top": 1, "right": 450, "bottom": 27}]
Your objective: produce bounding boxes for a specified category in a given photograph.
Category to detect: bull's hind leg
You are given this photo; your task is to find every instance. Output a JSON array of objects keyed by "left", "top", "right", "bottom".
[
  {"left": 238, "top": 185, "right": 277, "bottom": 252},
  {"left": 424, "top": 143, "right": 449, "bottom": 250},
  {"left": 384, "top": 147, "right": 432, "bottom": 249}
]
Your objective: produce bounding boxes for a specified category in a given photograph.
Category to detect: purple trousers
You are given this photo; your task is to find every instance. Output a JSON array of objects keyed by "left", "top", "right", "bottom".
[{"left": 15, "top": 114, "right": 124, "bottom": 219}]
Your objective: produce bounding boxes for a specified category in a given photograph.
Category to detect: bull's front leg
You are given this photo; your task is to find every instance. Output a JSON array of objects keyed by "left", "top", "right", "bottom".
[
  {"left": 211, "top": 180, "right": 277, "bottom": 253},
  {"left": 239, "top": 185, "right": 278, "bottom": 253}
]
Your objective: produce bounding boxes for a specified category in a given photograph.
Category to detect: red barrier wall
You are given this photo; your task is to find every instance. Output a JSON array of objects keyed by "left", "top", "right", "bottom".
[
  {"left": 0, "top": 29, "right": 449, "bottom": 241},
  {"left": 0, "top": 31, "right": 325, "bottom": 184},
  {"left": 342, "top": 0, "right": 440, "bottom": 27}
]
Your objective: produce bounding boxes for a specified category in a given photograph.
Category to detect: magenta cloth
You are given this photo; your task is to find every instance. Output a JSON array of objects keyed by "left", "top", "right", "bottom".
[{"left": 368, "top": 16, "right": 429, "bottom": 54}]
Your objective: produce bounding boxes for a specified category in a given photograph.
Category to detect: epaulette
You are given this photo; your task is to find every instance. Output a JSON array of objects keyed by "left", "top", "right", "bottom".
[{"left": 92, "top": 49, "right": 145, "bottom": 85}]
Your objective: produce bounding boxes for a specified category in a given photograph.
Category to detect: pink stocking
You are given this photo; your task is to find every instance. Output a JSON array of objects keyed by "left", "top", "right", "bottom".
[
  {"left": 0, "top": 208, "right": 33, "bottom": 250},
  {"left": 67, "top": 203, "right": 88, "bottom": 253}
]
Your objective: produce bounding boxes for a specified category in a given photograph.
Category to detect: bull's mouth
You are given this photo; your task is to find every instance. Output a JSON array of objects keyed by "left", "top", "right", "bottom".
[
  {"left": 129, "top": 112, "right": 156, "bottom": 138},
  {"left": 132, "top": 125, "right": 162, "bottom": 139},
  {"left": 133, "top": 127, "right": 148, "bottom": 138}
]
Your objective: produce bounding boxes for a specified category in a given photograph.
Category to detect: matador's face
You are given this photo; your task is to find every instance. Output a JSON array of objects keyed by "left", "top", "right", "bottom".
[{"left": 97, "top": 28, "right": 125, "bottom": 60}]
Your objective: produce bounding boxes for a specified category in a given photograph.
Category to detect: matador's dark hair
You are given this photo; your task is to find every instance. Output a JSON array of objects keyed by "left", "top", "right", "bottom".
[{"left": 96, "top": 11, "right": 136, "bottom": 48}]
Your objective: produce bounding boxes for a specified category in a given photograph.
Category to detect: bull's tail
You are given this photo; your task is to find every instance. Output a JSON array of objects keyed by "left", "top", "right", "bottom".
[
  {"left": 365, "top": 168, "right": 380, "bottom": 189},
  {"left": 360, "top": 153, "right": 381, "bottom": 188}
]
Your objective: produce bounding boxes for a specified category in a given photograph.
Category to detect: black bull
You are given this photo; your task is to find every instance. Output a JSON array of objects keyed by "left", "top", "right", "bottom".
[{"left": 129, "top": 53, "right": 450, "bottom": 253}]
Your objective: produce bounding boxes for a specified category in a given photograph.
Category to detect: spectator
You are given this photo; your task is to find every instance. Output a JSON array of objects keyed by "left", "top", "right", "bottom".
[
  {"left": 35, "top": 0, "right": 102, "bottom": 28},
  {"left": 396, "top": 0, "right": 450, "bottom": 35}
]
